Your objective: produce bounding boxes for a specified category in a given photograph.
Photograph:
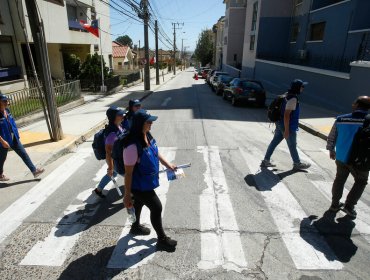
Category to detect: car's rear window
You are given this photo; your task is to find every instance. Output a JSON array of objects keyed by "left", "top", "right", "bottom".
[
  {"left": 220, "top": 76, "right": 233, "bottom": 83},
  {"left": 241, "top": 81, "right": 262, "bottom": 90},
  {"left": 216, "top": 72, "right": 228, "bottom": 76}
]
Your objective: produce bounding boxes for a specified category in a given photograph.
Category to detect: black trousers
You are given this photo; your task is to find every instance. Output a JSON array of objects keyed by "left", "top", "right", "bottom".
[
  {"left": 132, "top": 189, "right": 166, "bottom": 238},
  {"left": 332, "top": 160, "right": 369, "bottom": 208}
]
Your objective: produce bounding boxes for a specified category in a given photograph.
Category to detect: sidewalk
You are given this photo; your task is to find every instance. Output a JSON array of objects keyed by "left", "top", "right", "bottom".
[{"left": 5, "top": 69, "right": 181, "bottom": 181}]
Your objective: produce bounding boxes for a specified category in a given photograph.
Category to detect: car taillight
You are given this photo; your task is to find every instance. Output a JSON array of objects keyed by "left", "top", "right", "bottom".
[{"left": 235, "top": 87, "right": 243, "bottom": 94}]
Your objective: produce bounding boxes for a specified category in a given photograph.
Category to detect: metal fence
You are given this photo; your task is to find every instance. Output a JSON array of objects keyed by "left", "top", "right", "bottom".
[
  {"left": 257, "top": 52, "right": 355, "bottom": 73},
  {"left": 80, "top": 75, "right": 123, "bottom": 92},
  {"left": 7, "top": 80, "right": 81, "bottom": 119},
  {"left": 121, "top": 71, "right": 141, "bottom": 85}
]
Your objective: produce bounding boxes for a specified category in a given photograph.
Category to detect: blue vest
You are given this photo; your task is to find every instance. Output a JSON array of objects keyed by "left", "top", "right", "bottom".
[
  {"left": 0, "top": 108, "right": 20, "bottom": 145},
  {"left": 132, "top": 138, "right": 160, "bottom": 192},
  {"left": 281, "top": 95, "right": 300, "bottom": 131},
  {"left": 335, "top": 110, "right": 367, "bottom": 163}
]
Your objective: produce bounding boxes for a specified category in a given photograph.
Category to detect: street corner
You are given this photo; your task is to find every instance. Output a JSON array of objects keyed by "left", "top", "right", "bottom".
[{"left": 20, "top": 131, "right": 77, "bottom": 153}]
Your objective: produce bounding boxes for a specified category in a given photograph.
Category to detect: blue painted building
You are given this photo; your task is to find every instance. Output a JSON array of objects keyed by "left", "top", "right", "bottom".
[{"left": 257, "top": 0, "right": 370, "bottom": 72}]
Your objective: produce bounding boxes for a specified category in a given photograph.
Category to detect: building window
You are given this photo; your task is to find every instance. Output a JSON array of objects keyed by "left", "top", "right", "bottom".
[
  {"left": 251, "top": 2, "right": 259, "bottom": 31},
  {"left": 0, "top": 11, "right": 3, "bottom": 24},
  {"left": 309, "top": 22, "right": 326, "bottom": 41},
  {"left": 44, "top": 0, "right": 64, "bottom": 5},
  {"left": 291, "top": 23, "right": 299, "bottom": 42},
  {"left": 224, "top": 36, "right": 228, "bottom": 45},
  {"left": 294, "top": 0, "right": 304, "bottom": 16},
  {"left": 250, "top": 35, "right": 256, "bottom": 50},
  {"left": 0, "top": 36, "right": 17, "bottom": 67}
]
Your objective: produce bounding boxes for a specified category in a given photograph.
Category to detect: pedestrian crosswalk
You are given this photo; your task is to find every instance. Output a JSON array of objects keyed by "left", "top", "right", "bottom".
[{"left": 1, "top": 144, "right": 370, "bottom": 277}]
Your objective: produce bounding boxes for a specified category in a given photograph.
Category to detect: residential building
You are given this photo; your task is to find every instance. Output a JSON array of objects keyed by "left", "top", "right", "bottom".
[
  {"left": 213, "top": 16, "right": 225, "bottom": 69},
  {"left": 256, "top": 0, "right": 370, "bottom": 72},
  {"left": 0, "top": 0, "right": 112, "bottom": 93},
  {"left": 222, "top": 0, "right": 247, "bottom": 74},
  {"left": 241, "top": 0, "right": 261, "bottom": 77},
  {"left": 112, "top": 41, "right": 136, "bottom": 73}
]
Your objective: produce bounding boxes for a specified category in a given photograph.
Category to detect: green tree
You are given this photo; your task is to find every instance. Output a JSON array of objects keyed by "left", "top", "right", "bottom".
[
  {"left": 62, "top": 53, "right": 81, "bottom": 80},
  {"left": 115, "top": 35, "right": 133, "bottom": 48},
  {"left": 194, "top": 29, "right": 214, "bottom": 66},
  {"left": 79, "top": 53, "right": 111, "bottom": 91}
]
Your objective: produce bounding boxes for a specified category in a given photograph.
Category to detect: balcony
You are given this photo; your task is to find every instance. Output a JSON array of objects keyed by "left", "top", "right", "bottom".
[{"left": 68, "top": 20, "right": 88, "bottom": 32}]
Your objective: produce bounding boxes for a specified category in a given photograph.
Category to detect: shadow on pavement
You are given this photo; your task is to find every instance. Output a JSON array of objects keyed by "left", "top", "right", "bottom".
[
  {"left": 58, "top": 245, "right": 120, "bottom": 280},
  {"left": 244, "top": 167, "right": 306, "bottom": 191},
  {"left": 300, "top": 211, "right": 357, "bottom": 263},
  {"left": 0, "top": 178, "right": 41, "bottom": 188},
  {"left": 54, "top": 187, "right": 124, "bottom": 237}
]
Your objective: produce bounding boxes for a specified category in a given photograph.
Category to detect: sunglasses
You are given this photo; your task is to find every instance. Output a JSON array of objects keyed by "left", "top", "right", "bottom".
[
  {"left": 145, "top": 121, "right": 153, "bottom": 124},
  {"left": 134, "top": 104, "right": 141, "bottom": 107}
]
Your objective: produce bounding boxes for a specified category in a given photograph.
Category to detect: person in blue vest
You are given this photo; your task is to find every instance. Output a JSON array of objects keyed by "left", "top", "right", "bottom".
[
  {"left": 93, "top": 106, "right": 126, "bottom": 198},
  {"left": 123, "top": 109, "right": 178, "bottom": 252},
  {"left": 326, "top": 96, "right": 370, "bottom": 218},
  {"left": 0, "top": 93, "right": 44, "bottom": 181},
  {"left": 261, "top": 79, "right": 311, "bottom": 170},
  {"left": 122, "top": 99, "right": 142, "bottom": 131}
]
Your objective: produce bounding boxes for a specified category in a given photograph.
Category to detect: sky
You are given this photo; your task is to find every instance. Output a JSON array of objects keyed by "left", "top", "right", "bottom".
[{"left": 107, "top": 0, "right": 226, "bottom": 52}]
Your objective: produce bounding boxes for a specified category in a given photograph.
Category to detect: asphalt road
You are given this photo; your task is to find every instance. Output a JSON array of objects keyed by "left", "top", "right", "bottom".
[{"left": 0, "top": 69, "right": 369, "bottom": 280}]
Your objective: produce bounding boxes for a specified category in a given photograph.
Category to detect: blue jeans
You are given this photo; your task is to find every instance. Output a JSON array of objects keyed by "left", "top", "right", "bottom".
[
  {"left": 97, "top": 170, "right": 118, "bottom": 191},
  {"left": 264, "top": 122, "right": 301, "bottom": 164},
  {"left": 0, "top": 137, "right": 37, "bottom": 175}
]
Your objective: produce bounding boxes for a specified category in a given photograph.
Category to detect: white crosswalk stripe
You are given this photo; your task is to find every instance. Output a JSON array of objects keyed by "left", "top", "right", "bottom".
[
  {"left": 197, "top": 146, "right": 248, "bottom": 273},
  {"left": 0, "top": 148, "right": 92, "bottom": 244},
  {"left": 240, "top": 147, "right": 343, "bottom": 270},
  {"left": 2, "top": 145, "right": 369, "bottom": 274},
  {"left": 19, "top": 164, "right": 114, "bottom": 266},
  {"left": 106, "top": 147, "right": 177, "bottom": 269}
]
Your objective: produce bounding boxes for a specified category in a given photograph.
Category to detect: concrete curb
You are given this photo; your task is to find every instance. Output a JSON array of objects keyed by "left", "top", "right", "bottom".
[{"left": 299, "top": 122, "right": 328, "bottom": 141}]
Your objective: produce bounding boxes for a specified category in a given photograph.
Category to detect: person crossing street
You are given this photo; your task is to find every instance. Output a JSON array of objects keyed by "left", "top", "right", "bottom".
[
  {"left": 261, "top": 79, "right": 311, "bottom": 170},
  {"left": 0, "top": 93, "right": 44, "bottom": 181},
  {"left": 326, "top": 96, "right": 370, "bottom": 218}
]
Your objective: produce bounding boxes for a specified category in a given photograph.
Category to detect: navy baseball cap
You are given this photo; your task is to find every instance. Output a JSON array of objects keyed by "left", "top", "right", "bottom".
[
  {"left": 129, "top": 99, "right": 141, "bottom": 107},
  {"left": 134, "top": 109, "right": 158, "bottom": 123},
  {"left": 0, "top": 94, "right": 10, "bottom": 101},
  {"left": 291, "top": 79, "right": 308, "bottom": 89},
  {"left": 106, "top": 106, "right": 126, "bottom": 122}
]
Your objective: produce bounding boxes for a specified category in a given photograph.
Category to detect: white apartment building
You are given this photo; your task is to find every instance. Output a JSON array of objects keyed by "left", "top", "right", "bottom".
[
  {"left": 0, "top": 0, "right": 112, "bottom": 93},
  {"left": 213, "top": 16, "right": 225, "bottom": 69}
]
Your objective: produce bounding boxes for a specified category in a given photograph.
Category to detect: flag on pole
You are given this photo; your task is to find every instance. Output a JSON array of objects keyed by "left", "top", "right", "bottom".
[
  {"left": 150, "top": 52, "right": 156, "bottom": 65},
  {"left": 80, "top": 19, "right": 99, "bottom": 38}
]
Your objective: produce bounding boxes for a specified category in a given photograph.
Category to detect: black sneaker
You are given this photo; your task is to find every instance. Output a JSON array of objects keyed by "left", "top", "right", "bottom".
[
  {"left": 157, "top": 236, "right": 177, "bottom": 252},
  {"left": 130, "top": 224, "right": 151, "bottom": 236},
  {"left": 329, "top": 202, "right": 344, "bottom": 212},
  {"left": 93, "top": 188, "right": 106, "bottom": 198},
  {"left": 343, "top": 205, "right": 357, "bottom": 219}
]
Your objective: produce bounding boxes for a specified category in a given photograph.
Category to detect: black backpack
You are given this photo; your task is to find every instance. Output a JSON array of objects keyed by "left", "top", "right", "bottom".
[
  {"left": 349, "top": 115, "right": 370, "bottom": 171},
  {"left": 92, "top": 127, "right": 108, "bottom": 160},
  {"left": 111, "top": 133, "right": 152, "bottom": 176},
  {"left": 267, "top": 95, "right": 286, "bottom": 122}
]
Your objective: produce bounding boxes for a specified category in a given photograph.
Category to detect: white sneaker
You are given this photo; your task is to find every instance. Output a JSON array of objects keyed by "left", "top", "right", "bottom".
[{"left": 260, "top": 160, "right": 276, "bottom": 168}]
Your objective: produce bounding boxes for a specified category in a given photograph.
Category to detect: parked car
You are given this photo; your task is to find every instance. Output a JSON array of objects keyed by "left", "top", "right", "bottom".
[
  {"left": 223, "top": 78, "right": 266, "bottom": 107},
  {"left": 201, "top": 69, "right": 211, "bottom": 79},
  {"left": 206, "top": 70, "right": 217, "bottom": 84},
  {"left": 210, "top": 72, "right": 229, "bottom": 89},
  {"left": 214, "top": 75, "right": 234, "bottom": 96}
]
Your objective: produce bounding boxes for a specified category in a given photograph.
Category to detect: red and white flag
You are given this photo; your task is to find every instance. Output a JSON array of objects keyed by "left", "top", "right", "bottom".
[
  {"left": 150, "top": 52, "right": 156, "bottom": 65},
  {"left": 79, "top": 19, "right": 99, "bottom": 38}
]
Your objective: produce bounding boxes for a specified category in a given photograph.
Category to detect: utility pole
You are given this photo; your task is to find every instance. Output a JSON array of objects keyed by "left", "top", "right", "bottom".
[
  {"left": 155, "top": 20, "right": 160, "bottom": 85},
  {"left": 141, "top": 0, "right": 150, "bottom": 90},
  {"left": 172, "top": 22, "right": 184, "bottom": 75},
  {"left": 25, "top": 0, "right": 63, "bottom": 141},
  {"left": 181, "top": 38, "right": 184, "bottom": 71}
]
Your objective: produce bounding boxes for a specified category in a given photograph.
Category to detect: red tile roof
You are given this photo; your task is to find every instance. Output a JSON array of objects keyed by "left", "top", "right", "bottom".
[{"left": 112, "top": 41, "right": 129, "bottom": 58}]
